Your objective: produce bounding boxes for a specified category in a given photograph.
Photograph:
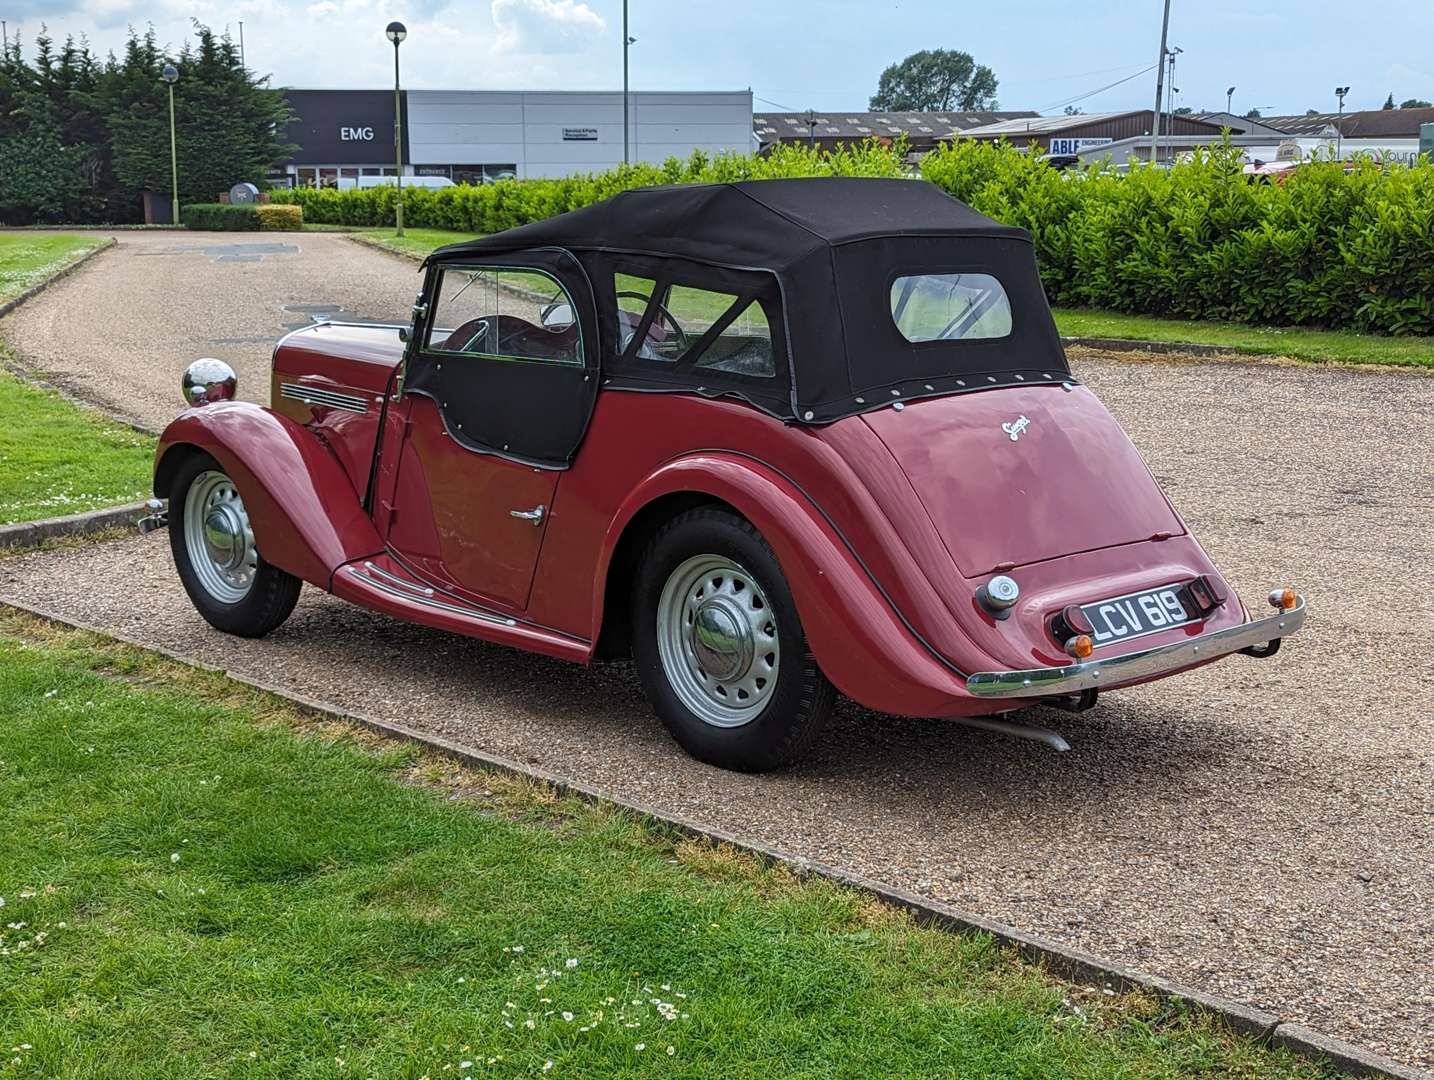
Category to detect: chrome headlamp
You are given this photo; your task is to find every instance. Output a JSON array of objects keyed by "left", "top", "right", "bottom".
[{"left": 182, "top": 358, "right": 237, "bottom": 406}]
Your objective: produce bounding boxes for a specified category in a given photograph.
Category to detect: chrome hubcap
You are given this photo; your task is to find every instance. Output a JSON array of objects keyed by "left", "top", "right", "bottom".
[
  {"left": 656, "top": 555, "right": 779, "bottom": 728},
  {"left": 184, "top": 471, "right": 256, "bottom": 604}
]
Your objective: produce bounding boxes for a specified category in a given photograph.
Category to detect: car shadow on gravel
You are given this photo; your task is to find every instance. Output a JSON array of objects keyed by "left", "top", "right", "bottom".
[{"left": 261, "top": 589, "right": 1224, "bottom": 810}]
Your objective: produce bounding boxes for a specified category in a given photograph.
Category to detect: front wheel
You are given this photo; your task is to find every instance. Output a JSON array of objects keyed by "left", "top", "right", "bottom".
[
  {"left": 631, "top": 508, "right": 835, "bottom": 772},
  {"left": 168, "top": 452, "right": 301, "bottom": 638}
]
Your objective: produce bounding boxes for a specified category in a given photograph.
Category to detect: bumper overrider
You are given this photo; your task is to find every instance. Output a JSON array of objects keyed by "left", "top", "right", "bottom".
[{"left": 965, "top": 589, "right": 1306, "bottom": 699}]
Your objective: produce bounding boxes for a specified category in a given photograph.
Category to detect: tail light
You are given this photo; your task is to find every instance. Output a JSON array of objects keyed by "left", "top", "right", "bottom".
[
  {"left": 1049, "top": 603, "right": 1094, "bottom": 644},
  {"left": 1181, "top": 574, "right": 1227, "bottom": 617}
]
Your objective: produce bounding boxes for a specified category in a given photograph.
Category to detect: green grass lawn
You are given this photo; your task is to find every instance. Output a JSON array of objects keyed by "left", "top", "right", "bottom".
[
  {"left": 0, "top": 361, "right": 153, "bottom": 525},
  {"left": 0, "top": 614, "right": 1333, "bottom": 1079},
  {"left": 0, "top": 234, "right": 106, "bottom": 306},
  {"left": 1054, "top": 307, "right": 1434, "bottom": 369},
  {"left": 355, "top": 228, "right": 1433, "bottom": 369},
  {"left": 0, "top": 236, "right": 152, "bottom": 524},
  {"left": 359, "top": 227, "right": 474, "bottom": 259}
]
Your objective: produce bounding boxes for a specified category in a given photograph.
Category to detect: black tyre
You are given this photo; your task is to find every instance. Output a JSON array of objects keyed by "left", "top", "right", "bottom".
[
  {"left": 167, "top": 452, "right": 302, "bottom": 638},
  {"left": 631, "top": 507, "right": 835, "bottom": 771}
]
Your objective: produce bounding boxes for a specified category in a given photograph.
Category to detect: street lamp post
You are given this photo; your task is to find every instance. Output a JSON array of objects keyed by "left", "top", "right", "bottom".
[
  {"left": 161, "top": 64, "right": 180, "bottom": 225},
  {"left": 386, "top": 21, "right": 407, "bottom": 237},
  {"left": 1334, "top": 85, "right": 1350, "bottom": 161},
  {"left": 1226, "top": 85, "right": 1236, "bottom": 115}
]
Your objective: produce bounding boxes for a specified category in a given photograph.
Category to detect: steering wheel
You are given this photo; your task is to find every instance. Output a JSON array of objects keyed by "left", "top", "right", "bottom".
[{"left": 617, "top": 290, "right": 690, "bottom": 359}]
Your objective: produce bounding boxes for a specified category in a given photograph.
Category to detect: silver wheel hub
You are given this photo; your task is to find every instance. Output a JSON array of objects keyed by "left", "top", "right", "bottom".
[
  {"left": 184, "top": 471, "right": 257, "bottom": 604},
  {"left": 656, "top": 554, "right": 779, "bottom": 728}
]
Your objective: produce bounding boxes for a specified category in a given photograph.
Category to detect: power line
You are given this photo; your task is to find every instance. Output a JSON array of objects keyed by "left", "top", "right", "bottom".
[{"left": 1037, "top": 62, "right": 1159, "bottom": 113}]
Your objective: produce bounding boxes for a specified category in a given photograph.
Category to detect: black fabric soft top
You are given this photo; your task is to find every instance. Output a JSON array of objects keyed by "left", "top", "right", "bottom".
[{"left": 426, "top": 178, "right": 1072, "bottom": 423}]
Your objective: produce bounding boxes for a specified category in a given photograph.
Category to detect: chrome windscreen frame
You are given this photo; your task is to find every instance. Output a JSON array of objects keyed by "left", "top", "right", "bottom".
[{"left": 965, "top": 593, "right": 1307, "bottom": 699}]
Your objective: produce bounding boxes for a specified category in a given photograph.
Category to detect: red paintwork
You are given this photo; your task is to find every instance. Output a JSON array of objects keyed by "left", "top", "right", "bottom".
[
  {"left": 157, "top": 321, "right": 1247, "bottom": 719},
  {"left": 860, "top": 385, "right": 1184, "bottom": 576},
  {"left": 154, "top": 402, "right": 383, "bottom": 587}
]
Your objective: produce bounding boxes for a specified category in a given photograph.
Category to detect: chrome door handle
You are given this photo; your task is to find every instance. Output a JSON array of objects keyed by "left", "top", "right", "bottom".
[{"left": 510, "top": 505, "right": 545, "bottom": 526}]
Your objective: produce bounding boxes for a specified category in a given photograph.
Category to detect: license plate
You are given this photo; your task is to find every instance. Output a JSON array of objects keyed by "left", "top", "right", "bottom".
[{"left": 1081, "top": 583, "right": 1196, "bottom": 648}]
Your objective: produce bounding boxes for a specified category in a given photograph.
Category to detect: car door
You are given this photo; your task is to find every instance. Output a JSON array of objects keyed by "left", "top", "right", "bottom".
[{"left": 384, "top": 250, "right": 599, "bottom": 612}]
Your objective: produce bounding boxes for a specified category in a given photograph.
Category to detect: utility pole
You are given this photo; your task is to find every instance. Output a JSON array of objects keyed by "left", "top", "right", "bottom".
[
  {"left": 622, "top": 0, "right": 631, "bottom": 165},
  {"left": 1149, "top": 0, "right": 1172, "bottom": 163},
  {"left": 238, "top": 21, "right": 245, "bottom": 70}
]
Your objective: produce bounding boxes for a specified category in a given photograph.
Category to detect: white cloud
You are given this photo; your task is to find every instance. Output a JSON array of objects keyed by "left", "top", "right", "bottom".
[{"left": 491, "top": 0, "right": 605, "bottom": 53}]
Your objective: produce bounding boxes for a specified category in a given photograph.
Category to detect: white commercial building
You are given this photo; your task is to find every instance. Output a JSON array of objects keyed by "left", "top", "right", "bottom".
[{"left": 279, "top": 89, "right": 754, "bottom": 187}]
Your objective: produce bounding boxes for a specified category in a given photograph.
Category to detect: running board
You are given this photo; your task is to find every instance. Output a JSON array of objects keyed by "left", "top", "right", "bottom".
[{"left": 332, "top": 557, "right": 590, "bottom": 664}]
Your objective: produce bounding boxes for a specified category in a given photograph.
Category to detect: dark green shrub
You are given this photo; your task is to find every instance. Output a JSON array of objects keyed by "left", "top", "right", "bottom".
[{"left": 180, "top": 203, "right": 259, "bottom": 231}]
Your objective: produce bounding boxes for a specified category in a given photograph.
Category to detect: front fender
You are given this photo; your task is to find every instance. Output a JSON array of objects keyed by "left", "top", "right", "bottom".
[
  {"left": 595, "top": 453, "right": 974, "bottom": 718},
  {"left": 155, "top": 402, "right": 383, "bottom": 588}
]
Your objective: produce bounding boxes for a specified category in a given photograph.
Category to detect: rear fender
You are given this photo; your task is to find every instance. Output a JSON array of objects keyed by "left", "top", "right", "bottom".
[
  {"left": 594, "top": 454, "right": 972, "bottom": 717},
  {"left": 154, "top": 402, "right": 383, "bottom": 588}
]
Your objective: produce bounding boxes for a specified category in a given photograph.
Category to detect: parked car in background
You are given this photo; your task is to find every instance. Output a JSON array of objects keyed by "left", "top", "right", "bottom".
[{"left": 143, "top": 178, "right": 1305, "bottom": 771}]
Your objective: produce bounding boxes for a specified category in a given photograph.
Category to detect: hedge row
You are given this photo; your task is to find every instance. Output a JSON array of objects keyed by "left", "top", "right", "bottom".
[
  {"left": 181, "top": 202, "right": 304, "bottom": 231},
  {"left": 274, "top": 140, "right": 1434, "bottom": 335}
]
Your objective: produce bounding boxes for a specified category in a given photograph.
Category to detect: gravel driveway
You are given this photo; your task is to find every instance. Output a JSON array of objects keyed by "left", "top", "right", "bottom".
[
  {"left": 0, "top": 230, "right": 422, "bottom": 431},
  {"left": 1, "top": 231, "right": 1431, "bottom": 1070}
]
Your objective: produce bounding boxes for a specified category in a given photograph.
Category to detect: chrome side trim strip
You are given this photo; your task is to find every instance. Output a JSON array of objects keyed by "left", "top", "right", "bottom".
[
  {"left": 362, "top": 560, "right": 433, "bottom": 597},
  {"left": 965, "top": 594, "right": 1306, "bottom": 699},
  {"left": 279, "top": 383, "right": 369, "bottom": 413},
  {"left": 346, "top": 566, "right": 517, "bottom": 627}
]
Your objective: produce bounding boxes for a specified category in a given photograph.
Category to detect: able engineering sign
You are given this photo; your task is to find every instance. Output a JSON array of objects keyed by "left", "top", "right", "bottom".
[{"left": 1048, "top": 137, "right": 1113, "bottom": 156}]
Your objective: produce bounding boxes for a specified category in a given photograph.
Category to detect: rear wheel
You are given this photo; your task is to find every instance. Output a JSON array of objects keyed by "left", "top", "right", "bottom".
[
  {"left": 168, "top": 453, "right": 301, "bottom": 638},
  {"left": 632, "top": 507, "right": 834, "bottom": 771}
]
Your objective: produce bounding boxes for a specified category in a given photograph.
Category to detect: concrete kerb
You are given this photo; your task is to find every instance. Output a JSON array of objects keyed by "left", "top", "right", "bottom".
[
  {"left": 0, "top": 595, "right": 1423, "bottom": 1079},
  {"left": 0, "top": 503, "right": 148, "bottom": 552},
  {"left": 0, "top": 237, "right": 116, "bottom": 321}
]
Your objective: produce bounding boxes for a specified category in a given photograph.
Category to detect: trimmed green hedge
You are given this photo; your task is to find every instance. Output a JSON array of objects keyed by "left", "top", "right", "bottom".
[
  {"left": 255, "top": 203, "right": 303, "bottom": 230},
  {"left": 273, "top": 140, "right": 1434, "bottom": 335},
  {"left": 180, "top": 203, "right": 259, "bottom": 231}
]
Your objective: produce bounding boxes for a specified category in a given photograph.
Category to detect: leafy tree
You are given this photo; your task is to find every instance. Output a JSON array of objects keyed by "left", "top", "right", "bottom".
[
  {"left": 1244, "top": 108, "right": 1262, "bottom": 119},
  {"left": 1305, "top": 108, "right": 1320, "bottom": 115},
  {"left": 1383, "top": 92, "right": 1395, "bottom": 110},
  {"left": 869, "top": 49, "right": 998, "bottom": 112},
  {"left": 0, "top": 22, "right": 293, "bottom": 224},
  {"left": 1401, "top": 98, "right": 1432, "bottom": 108},
  {"left": 1063, "top": 105, "right": 1083, "bottom": 116},
  {"left": 1173, "top": 106, "right": 1192, "bottom": 115}
]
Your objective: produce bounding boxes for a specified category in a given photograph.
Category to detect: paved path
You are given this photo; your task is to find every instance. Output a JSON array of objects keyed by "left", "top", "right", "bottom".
[
  {"left": 0, "top": 230, "right": 421, "bottom": 431},
  {"left": 1, "top": 230, "right": 1431, "bottom": 1069}
]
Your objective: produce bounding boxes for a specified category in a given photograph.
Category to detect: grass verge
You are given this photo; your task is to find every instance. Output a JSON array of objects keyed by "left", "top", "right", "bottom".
[
  {"left": 0, "top": 610, "right": 1334, "bottom": 1079},
  {"left": 354, "top": 227, "right": 1434, "bottom": 369},
  {"left": 1054, "top": 307, "right": 1434, "bottom": 369},
  {"left": 0, "top": 356, "right": 153, "bottom": 525},
  {"left": 0, "top": 234, "right": 106, "bottom": 307}
]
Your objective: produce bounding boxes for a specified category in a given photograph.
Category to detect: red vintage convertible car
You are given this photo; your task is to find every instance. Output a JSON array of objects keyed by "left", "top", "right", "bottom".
[{"left": 144, "top": 178, "right": 1305, "bottom": 770}]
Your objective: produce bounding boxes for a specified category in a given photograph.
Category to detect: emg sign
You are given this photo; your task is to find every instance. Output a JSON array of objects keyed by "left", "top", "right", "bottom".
[{"left": 341, "top": 126, "right": 375, "bottom": 141}]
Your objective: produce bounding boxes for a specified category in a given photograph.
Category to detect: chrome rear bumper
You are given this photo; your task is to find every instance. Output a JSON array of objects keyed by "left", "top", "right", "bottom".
[{"left": 965, "top": 593, "right": 1306, "bottom": 699}]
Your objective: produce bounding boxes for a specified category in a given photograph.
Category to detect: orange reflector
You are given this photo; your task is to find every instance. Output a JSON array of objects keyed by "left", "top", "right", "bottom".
[
  {"left": 1268, "top": 587, "right": 1298, "bottom": 610},
  {"left": 1064, "top": 634, "right": 1094, "bottom": 660}
]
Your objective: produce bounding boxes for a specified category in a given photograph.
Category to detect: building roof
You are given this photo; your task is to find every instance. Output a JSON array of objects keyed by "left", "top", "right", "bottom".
[
  {"left": 1259, "top": 107, "right": 1434, "bottom": 137},
  {"left": 956, "top": 110, "right": 1228, "bottom": 138},
  {"left": 753, "top": 110, "right": 1038, "bottom": 143},
  {"left": 1191, "top": 111, "right": 1287, "bottom": 136}
]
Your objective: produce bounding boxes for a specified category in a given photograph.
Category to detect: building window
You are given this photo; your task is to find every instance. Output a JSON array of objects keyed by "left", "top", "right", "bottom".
[{"left": 449, "top": 164, "right": 518, "bottom": 185}]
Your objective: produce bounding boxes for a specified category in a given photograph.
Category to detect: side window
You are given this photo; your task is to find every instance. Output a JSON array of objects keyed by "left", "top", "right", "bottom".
[
  {"left": 426, "top": 266, "right": 582, "bottom": 366},
  {"left": 890, "top": 272, "right": 1012, "bottom": 343},
  {"left": 614, "top": 275, "right": 776, "bottom": 379}
]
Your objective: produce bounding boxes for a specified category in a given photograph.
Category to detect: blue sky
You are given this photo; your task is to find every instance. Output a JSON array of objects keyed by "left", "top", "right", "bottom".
[{"left": 4, "top": 0, "right": 1429, "bottom": 116}]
